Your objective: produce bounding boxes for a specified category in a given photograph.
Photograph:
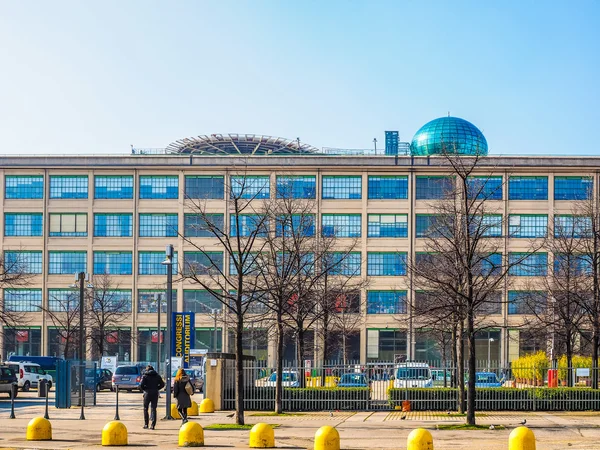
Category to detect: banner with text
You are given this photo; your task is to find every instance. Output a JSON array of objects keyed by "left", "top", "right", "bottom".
[{"left": 171, "top": 312, "right": 195, "bottom": 368}]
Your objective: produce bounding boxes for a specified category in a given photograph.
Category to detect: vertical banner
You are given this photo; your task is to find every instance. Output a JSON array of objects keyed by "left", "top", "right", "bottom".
[{"left": 172, "top": 312, "right": 195, "bottom": 368}]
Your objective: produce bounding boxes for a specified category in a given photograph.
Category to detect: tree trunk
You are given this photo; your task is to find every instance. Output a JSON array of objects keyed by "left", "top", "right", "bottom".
[
  {"left": 441, "top": 336, "right": 448, "bottom": 388},
  {"left": 297, "top": 327, "right": 306, "bottom": 388},
  {"left": 451, "top": 325, "right": 457, "bottom": 389},
  {"left": 466, "top": 310, "right": 476, "bottom": 426},
  {"left": 593, "top": 331, "right": 599, "bottom": 389},
  {"left": 457, "top": 322, "right": 465, "bottom": 414},
  {"left": 235, "top": 316, "right": 245, "bottom": 425},
  {"left": 566, "top": 337, "right": 573, "bottom": 388},
  {"left": 275, "top": 318, "right": 284, "bottom": 414}
]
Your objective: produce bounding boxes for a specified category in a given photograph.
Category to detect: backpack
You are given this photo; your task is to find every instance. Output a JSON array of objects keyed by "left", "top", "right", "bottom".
[{"left": 185, "top": 381, "right": 194, "bottom": 396}]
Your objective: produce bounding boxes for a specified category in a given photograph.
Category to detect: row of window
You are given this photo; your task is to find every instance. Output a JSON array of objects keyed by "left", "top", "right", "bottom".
[
  {"left": 0, "top": 287, "right": 556, "bottom": 316},
  {"left": 5, "top": 175, "right": 594, "bottom": 201}
]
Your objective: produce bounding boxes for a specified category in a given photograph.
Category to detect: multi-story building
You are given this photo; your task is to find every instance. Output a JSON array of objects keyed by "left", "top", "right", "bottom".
[{"left": 0, "top": 116, "right": 597, "bottom": 365}]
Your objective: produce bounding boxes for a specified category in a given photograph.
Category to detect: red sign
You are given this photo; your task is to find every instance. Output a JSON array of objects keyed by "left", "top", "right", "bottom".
[
  {"left": 106, "top": 331, "right": 119, "bottom": 344},
  {"left": 16, "top": 330, "right": 29, "bottom": 342},
  {"left": 151, "top": 331, "right": 163, "bottom": 343}
]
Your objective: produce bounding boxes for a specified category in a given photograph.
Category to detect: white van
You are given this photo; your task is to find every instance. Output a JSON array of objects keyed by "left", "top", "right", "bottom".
[
  {"left": 393, "top": 362, "right": 433, "bottom": 388},
  {"left": 5, "top": 361, "right": 53, "bottom": 391}
]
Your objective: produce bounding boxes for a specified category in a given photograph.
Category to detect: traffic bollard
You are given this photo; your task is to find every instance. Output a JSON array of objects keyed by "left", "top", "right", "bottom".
[
  {"left": 509, "top": 426, "right": 536, "bottom": 450},
  {"left": 9, "top": 383, "right": 16, "bottom": 419},
  {"left": 79, "top": 384, "right": 85, "bottom": 420},
  {"left": 44, "top": 385, "right": 50, "bottom": 420},
  {"left": 114, "top": 386, "right": 120, "bottom": 421}
]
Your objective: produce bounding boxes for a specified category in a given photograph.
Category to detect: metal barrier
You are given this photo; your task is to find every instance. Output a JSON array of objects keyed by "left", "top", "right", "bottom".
[{"left": 55, "top": 360, "right": 97, "bottom": 408}]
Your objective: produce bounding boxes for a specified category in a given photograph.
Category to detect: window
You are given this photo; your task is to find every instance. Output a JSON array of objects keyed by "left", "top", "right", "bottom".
[
  {"left": 137, "top": 290, "right": 176, "bottom": 313},
  {"left": 47, "top": 289, "right": 79, "bottom": 312},
  {"left": 50, "top": 175, "right": 88, "bottom": 199},
  {"left": 322, "top": 214, "right": 361, "bottom": 237},
  {"left": 138, "top": 251, "right": 178, "bottom": 275},
  {"left": 276, "top": 176, "right": 316, "bottom": 199},
  {"left": 508, "top": 291, "right": 546, "bottom": 315},
  {"left": 367, "top": 291, "right": 407, "bottom": 314},
  {"left": 183, "top": 290, "right": 222, "bottom": 314},
  {"left": 230, "top": 215, "right": 268, "bottom": 237},
  {"left": 139, "top": 214, "right": 178, "bottom": 237},
  {"left": 322, "top": 176, "right": 361, "bottom": 199},
  {"left": 368, "top": 176, "right": 408, "bottom": 199},
  {"left": 475, "top": 292, "right": 502, "bottom": 315},
  {"left": 4, "top": 213, "right": 43, "bottom": 236},
  {"left": 508, "top": 176, "right": 548, "bottom": 200},
  {"left": 554, "top": 254, "right": 592, "bottom": 276},
  {"left": 184, "top": 214, "right": 224, "bottom": 237},
  {"left": 554, "top": 215, "right": 592, "bottom": 238},
  {"left": 325, "top": 252, "right": 361, "bottom": 275},
  {"left": 416, "top": 176, "right": 452, "bottom": 200},
  {"left": 184, "top": 252, "right": 223, "bottom": 275},
  {"left": 94, "top": 251, "right": 132, "bottom": 275},
  {"left": 5, "top": 175, "right": 43, "bottom": 199},
  {"left": 94, "top": 176, "right": 133, "bottom": 199},
  {"left": 49, "top": 213, "right": 87, "bottom": 237},
  {"left": 471, "top": 214, "right": 502, "bottom": 237},
  {"left": 94, "top": 214, "right": 133, "bottom": 237},
  {"left": 48, "top": 251, "right": 87, "bottom": 275},
  {"left": 509, "top": 253, "right": 547, "bottom": 276},
  {"left": 185, "top": 176, "right": 224, "bottom": 199},
  {"left": 554, "top": 177, "right": 592, "bottom": 201},
  {"left": 230, "top": 176, "right": 270, "bottom": 199},
  {"left": 475, "top": 253, "right": 502, "bottom": 276},
  {"left": 4, "top": 251, "right": 42, "bottom": 274},
  {"left": 367, "top": 214, "right": 408, "bottom": 238},
  {"left": 229, "top": 253, "right": 260, "bottom": 276},
  {"left": 3, "top": 289, "right": 42, "bottom": 312},
  {"left": 276, "top": 214, "right": 315, "bottom": 237},
  {"left": 416, "top": 214, "right": 449, "bottom": 238},
  {"left": 466, "top": 176, "right": 503, "bottom": 200},
  {"left": 509, "top": 215, "right": 547, "bottom": 238},
  {"left": 367, "top": 252, "right": 407, "bottom": 276},
  {"left": 139, "top": 175, "right": 178, "bottom": 199},
  {"left": 92, "top": 290, "right": 132, "bottom": 313},
  {"left": 331, "top": 291, "right": 360, "bottom": 313}
]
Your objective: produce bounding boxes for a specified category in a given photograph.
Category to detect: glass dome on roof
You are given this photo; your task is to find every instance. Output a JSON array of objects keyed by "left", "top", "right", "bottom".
[{"left": 410, "top": 117, "right": 488, "bottom": 156}]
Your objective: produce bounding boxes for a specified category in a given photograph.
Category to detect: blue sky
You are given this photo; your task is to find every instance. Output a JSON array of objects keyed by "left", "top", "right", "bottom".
[{"left": 1, "top": 1, "right": 598, "bottom": 155}]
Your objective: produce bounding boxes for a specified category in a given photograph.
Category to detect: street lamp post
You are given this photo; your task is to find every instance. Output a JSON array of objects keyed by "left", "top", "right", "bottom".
[
  {"left": 212, "top": 308, "right": 218, "bottom": 352},
  {"left": 156, "top": 293, "right": 162, "bottom": 375},
  {"left": 488, "top": 337, "right": 495, "bottom": 371},
  {"left": 70, "top": 272, "right": 92, "bottom": 415},
  {"left": 161, "top": 244, "right": 174, "bottom": 420}
]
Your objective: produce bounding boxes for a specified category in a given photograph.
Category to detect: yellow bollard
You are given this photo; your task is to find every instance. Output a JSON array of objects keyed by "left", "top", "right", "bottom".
[
  {"left": 26, "top": 417, "right": 52, "bottom": 441},
  {"left": 102, "top": 421, "right": 128, "bottom": 446},
  {"left": 407, "top": 428, "right": 433, "bottom": 450},
  {"left": 509, "top": 426, "right": 536, "bottom": 450},
  {"left": 314, "top": 425, "right": 340, "bottom": 450},
  {"left": 199, "top": 398, "right": 215, "bottom": 413},
  {"left": 171, "top": 403, "right": 182, "bottom": 419},
  {"left": 249, "top": 423, "right": 275, "bottom": 448},
  {"left": 179, "top": 421, "right": 204, "bottom": 447},
  {"left": 188, "top": 400, "right": 199, "bottom": 416}
]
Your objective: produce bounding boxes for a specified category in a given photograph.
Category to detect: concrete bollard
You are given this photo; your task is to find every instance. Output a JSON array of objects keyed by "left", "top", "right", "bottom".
[
  {"left": 26, "top": 417, "right": 52, "bottom": 441},
  {"left": 102, "top": 420, "right": 128, "bottom": 446},
  {"left": 199, "top": 398, "right": 215, "bottom": 413},
  {"left": 171, "top": 403, "right": 182, "bottom": 419},
  {"left": 179, "top": 421, "right": 204, "bottom": 447},
  {"left": 314, "top": 425, "right": 340, "bottom": 450},
  {"left": 407, "top": 428, "right": 433, "bottom": 450},
  {"left": 249, "top": 423, "right": 275, "bottom": 448},
  {"left": 188, "top": 400, "right": 199, "bottom": 416},
  {"left": 509, "top": 426, "right": 536, "bottom": 450}
]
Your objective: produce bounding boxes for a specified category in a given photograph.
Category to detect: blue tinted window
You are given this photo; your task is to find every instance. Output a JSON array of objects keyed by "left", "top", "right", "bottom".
[
  {"left": 230, "top": 176, "right": 270, "bottom": 199},
  {"left": 554, "top": 254, "right": 592, "bottom": 276},
  {"left": 5, "top": 176, "right": 44, "bottom": 199},
  {"left": 49, "top": 213, "right": 87, "bottom": 237},
  {"left": 322, "top": 176, "right": 362, "bottom": 199},
  {"left": 91, "top": 290, "right": 132, "bottom": 313},
  {"left": 47, "top": 289, "right": 78, "bottom": 311},
  {"left": 183, "top": 290, "right": 222, "bottom": 314},
  {"left": 367, "top": 214, "right": 408, "bottom": 238},
  {"left": 367, "top": 252, "right": 407, "bottom": 276},
  {"left": 185, "top": 176, "right": 224, "bottom": 199},
  {"left": 94, "top": 251, "right": 132, "bottom": 275},
  {"left": 229, "top": 253, "right": 260, "bottom": 276},
  {"left": 137, "top": 289, "right": 177, "bottom": 313},
  {"left": 554, "top": 177, "right": 592, "bottom": 200},
  {"left": 367, "top": 291, "right": 407, "bottom": 314},
  {"left": 416, "top": 214, "right": 449, "bottom": 238},
  {"left": 184, "top": 214, "right": 224, "bottom": 237},
  {"left": 94, "top": 214, "right": 133, "bottom": 237},
  {"left": 4, "top": 213, "right": 43, "bottom": 236},
  {"left": 554, "top": 215, "right": 591, "bottom": 238},
  {"left": 471, "top": 215, "right": 502, "bottom": 237},
  {"left": 368, "top": 176, "right": 408, "bottom": 199},
  {"left": 322, "top": 214, "right": 361, "bottom": 238},
  {"left": 94, "top": 176, "right": 133, "bottom": 199},
  {"left": 184, "top": 252, "right": 223, "bottom": 275},
  {"left": 325, "top": 252, "right": 361, "bottom": 275},
  {"left": 50, "top": 176, "right": 88, "bottom": 199},
  {"left": 509, "top": 253, "right": 547, "bottom": 276},
  {"left": 467, "top": 176, "right": 502, "bottom": 200},
  {"left": 508, "top": 291, "right": 546, "bottom": 314},
  {"left": 138, "top": 251, "right": 177, "bottom": 275},
  {"left": 48, "top": 251, "right": 87, "bottom": 274},
  {"left": 3, "top": 289, "right": 42, "bottom": 312},
  {"left": 230, "top": 215, "right": 268, "bottom": 237},
  {"left": 4, "top": 251, "right": 42, "bottom": 274},
  {"left": 139, "top": 214, "right": 178, "bottom": 237},
  {"left": 509, "top": 215, "right": 547, "bottom": 238},
  {"left": 416, "top": 176, "right": 452, "bottom": 200},
  {"left": 139, "top": 176, "right": 179, "bottom": 199},
  {"left": 476, "top": 253, "right": 502, "bottom": 276},
  {"left": 508, "top": 176, "right": 548, "bottom": 200},
  {"left": 276, "top": 214, "right": 315, "bottom": 237},
  {"left": 276, "top": 176, "right": 316, "bottom": 199}
]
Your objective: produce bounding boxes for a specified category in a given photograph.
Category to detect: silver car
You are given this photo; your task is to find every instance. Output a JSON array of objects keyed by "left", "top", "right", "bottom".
[{"left": 111, "top": 365, "right": 143, "bottom": 392}]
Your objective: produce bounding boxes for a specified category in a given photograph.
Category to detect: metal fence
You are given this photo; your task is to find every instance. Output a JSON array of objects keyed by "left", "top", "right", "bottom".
[
  {"left": 221, "top": 360, "right": 600, "bottom": 412},
  {"left": 55, "top": 360, "right": 97, "bottom": 408}
]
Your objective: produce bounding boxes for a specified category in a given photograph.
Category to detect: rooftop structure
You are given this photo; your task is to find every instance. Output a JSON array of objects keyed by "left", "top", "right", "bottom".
[
  {"left": 165, "top": 134, "right": 319, "bottom": 155},
  {"left": 410, "top": 116, "right": 488, "bottom": 156}
]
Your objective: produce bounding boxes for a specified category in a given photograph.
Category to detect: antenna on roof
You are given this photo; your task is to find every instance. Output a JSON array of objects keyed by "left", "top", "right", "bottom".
[
  {"left": 296, "top": 137, "right": 301, "bottom": 148},
  {"left": 448, "top": 111, "right": 450, "bottom": 117}
]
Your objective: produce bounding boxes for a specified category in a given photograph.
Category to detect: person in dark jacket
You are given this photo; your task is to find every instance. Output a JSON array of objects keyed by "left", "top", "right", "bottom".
[
  {"left": 140, "top": 365, "right": 165, "bottom": 429},
  {"left": 173, "top": 368, "right": 193, "bottom": 424}
]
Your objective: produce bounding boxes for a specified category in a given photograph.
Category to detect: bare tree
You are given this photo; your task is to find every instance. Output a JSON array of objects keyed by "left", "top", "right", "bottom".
[
  {"left": 43, "top": 289, "right": 81, "bottom": 359},
  {"left": 0, "top": 250, "right": 34, "bottom": 333}
]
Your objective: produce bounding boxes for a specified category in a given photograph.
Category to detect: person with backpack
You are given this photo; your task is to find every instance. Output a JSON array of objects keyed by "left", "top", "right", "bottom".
[
  {"left": 173, "top": 367, "right": 194, "bottom": 424},
  {"left": 140, "top": 365, "right": 165, "bottom": 430}
]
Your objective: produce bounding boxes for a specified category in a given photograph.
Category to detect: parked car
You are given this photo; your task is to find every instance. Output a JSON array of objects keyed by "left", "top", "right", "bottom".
[
  {"left": 431, "top": 369, "right": 452, "bottom": 386},
  {"left": 85, "top": 368, "right": 113, "bottom": 391},
  {"left": 264, "top": 371, "right": 300, "bottom": 387},
  {"left": 170, "top": 369, "right": 204, "bottom": 393},
  {"left": 7, "top": 355, "right": 62, "bottom": 380},
  {"left": 5, "top": 361, "right": 53, "bottom": 392},
  {"left": 393, "top": 362, "right": 433, "bottom": 388},
  {"left": 474, "top": 372, "right": 503, "bottom": 388},
  {"left": 0, "top": 365, "right": 18, "bottom": 398},
  {"left": 336, "top": 373, "right": 371, "bottom": 388},
  {"left": 112, "top": 365, "right": 143, "bottom": 392}
]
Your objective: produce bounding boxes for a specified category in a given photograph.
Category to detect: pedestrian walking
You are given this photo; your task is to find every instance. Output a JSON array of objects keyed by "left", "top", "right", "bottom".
[
  {"left": 140, "top": 365, "right": 165, "bottom": 430},
  {"left": 173, "top": 368, "right": 193, "bottom": 425}
]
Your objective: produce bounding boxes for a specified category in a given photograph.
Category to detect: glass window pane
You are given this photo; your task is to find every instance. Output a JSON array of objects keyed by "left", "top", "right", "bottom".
[
  {"left": 185, "top": 176, "right": 224, "bottom": 199},
  {"left": 139, "top": 176, "right": 179, "bottom": 199},
  {"left": 322, "top": 176, "right": 362, "bottom": 200},
  {"left": 368, "top": 176, "right": 408, "bottom": 199},
  {"left": 94, "top": 176, "right": 133, "bottom": 199},
  {"left": 276, "top": 176, "right": 316, "bottom": 199},
  {"left": 5, "top": 175, "right": 44, "bottom": 199},
  {"left": 508, "top": 176, "right": 548, "bottom": 200},
  {"left": 322, "top": 214, "right": 361, "bottom": 237},
  {"left": 50, "top": 176, "right": 88, "bottom": 199}
]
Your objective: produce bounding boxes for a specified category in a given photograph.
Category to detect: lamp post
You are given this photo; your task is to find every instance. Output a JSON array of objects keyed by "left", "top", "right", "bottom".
[
  {"left": 488, "top": 337, "right": 495, "bottom": 371},
  {"left": 156, "top": 293, "right": 162, "bottom": 375},
  {"left": 70, "top": 272, "right": 92, "bottom": 414},
  {"left": 161, "top": 245, "right": 174, "bottom": 420},
  {"left": 211, "top": 308, "right": 219, "bottom": 352}
]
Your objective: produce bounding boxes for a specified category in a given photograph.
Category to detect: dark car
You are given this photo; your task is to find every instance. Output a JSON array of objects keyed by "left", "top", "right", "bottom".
[
  {"left": 85, "top": 368, "right": 113, "bottom": 392},
  {"left": 0, "top": 365, "right": 18, "bottom": 398},
  {"left": 112, "top": 365, "right": 143, "bottom": 392},
  {"left": 336, "top": 373, "right": 371, "bottom": 388}
]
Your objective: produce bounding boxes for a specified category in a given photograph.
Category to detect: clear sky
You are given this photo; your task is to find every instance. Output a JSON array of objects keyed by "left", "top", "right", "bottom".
[{"left": 1, "top": 1, "right": 599, "bottom": 155}]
